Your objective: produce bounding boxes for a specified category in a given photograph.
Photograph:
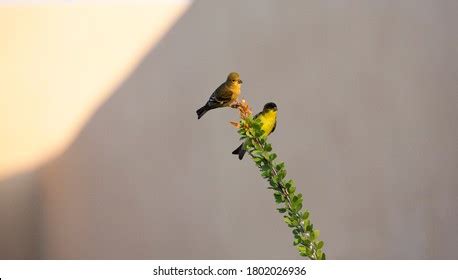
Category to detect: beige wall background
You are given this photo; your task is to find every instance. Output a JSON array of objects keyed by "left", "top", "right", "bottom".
[{"left": 1, "top": 0, "right": 457, "bottom": 259}]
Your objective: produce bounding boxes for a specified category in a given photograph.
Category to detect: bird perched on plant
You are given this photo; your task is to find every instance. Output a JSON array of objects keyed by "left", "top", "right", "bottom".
[
  {"left": 196, "top": 72, "right": 243, "bottom": 119},
  {"left": 232, "top": 102, "right": 277, "bottom": 160}
]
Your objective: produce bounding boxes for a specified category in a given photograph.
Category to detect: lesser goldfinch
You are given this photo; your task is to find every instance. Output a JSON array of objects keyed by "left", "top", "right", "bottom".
[
  {"left": 196, "top": 72, "right": 243, "bottom": 119},
  {"left": 232, "top": 102, "right": 277, "bottom": 160}
]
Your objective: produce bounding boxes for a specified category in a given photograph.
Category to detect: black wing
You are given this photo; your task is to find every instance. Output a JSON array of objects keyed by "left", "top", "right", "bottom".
[
  {"left": 269, "top": 120, "right": 276, "bottom": 135},
  {"left": 207, "top": 83, "right": 233, "bottom": 107}
]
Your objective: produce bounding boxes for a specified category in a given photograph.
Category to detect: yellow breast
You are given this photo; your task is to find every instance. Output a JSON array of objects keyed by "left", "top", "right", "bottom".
[
  {"left": 229, "top": 83, "right": 241, "bottom": 101},
  {"left": 257, "top": 110, "right": 277, "bottom": 136}
]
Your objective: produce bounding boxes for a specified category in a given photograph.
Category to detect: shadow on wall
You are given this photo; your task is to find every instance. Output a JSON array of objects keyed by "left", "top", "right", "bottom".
[
  {"left": 0, "top": 172, "right": 41, "bottom": 259},
  {"left": 1, "top": 0, "right": 458, "bottom": 259}
]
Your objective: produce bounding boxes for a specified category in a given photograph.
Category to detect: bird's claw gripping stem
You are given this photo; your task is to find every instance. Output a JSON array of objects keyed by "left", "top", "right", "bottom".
[{"left": 230, "top": 100, "right": 241, "bottom": 108}]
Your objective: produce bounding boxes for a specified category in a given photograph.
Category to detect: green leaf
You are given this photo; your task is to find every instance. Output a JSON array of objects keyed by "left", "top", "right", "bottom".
[
  {"left": 268, "top": 179, "right": 277, "bottom": 188},
  {"left": 252, "top": 121, "right": 262, "bottom": 130},
  {"left": 305, "top": 247, "right": 312, "bottom": 257},
  {"left": 265, "top": 143, "right": 272, "bottom": 152},
  {"left": 313, "top": 229, "right": 320, "bottom": 239},
  {"left": 285, "top": 179, "right": 292, "bottom": 187},
  {"left": 317, "top": 241, "right": 324, "bottom": 249},
  {"left": 288, "top": 217, "right": 299, "bottom": 227},
  {"left": 261, "top": 170, "right": 271, "bottom": 178},
  {"left": 260, "top": 164, "right": 270, "bottom": 172},
  {"left": 302, "top": 239, "right": 311, "bottom": 246},
  {"left": 272, "top": 174, "right": 279, "bottom": 184},
  {"left": 302, "top": 211, "right": 310, "bottom": 220},
  {"left": 316, "top": 250, "right": 323, "bottom": 259},
  {"left": 288, "top": 191, "right": 295, "bottom": 201},
  {"left": 262, "top": 152, "right": 270, "bottom": 160},
  {"left": 291, "top": 194, "right": 302, "bottom": 206},
  {"left": 275, "top": 162, "right": 285, "bottom": 171},
  {"left": 277, "top": 208, "right": 287, "bottom": 213},
  {"left": 251, "top": 149, "right": 263, "bottom": 157},
  {"left": 244, "top": 140, "right": 254, "bottom": 149},
  {"left": 310, "top": 231, "right": 316, "bottom": 241},
  {"left": 274, "top": 193, "right": 283, "bottom": 203},
  {"left": 297, "top": 245, "right": 306, "bottom": 252},
  {"left": 269, "top": 153, "right": 277, "bottom": 161},
  {"left": 306, "top": 224, "right": 313, "bottom": 232},
  {"left": 285, "top": 180, "right": 296, "bottom": 194}
]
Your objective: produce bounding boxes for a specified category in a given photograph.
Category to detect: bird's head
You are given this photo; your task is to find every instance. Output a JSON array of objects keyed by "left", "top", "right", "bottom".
[
  {"left": 226, "top": 72, "right": 243, "bottom": 86},
  {"left": 263, "top": 102, "right": 278, "bottom": 112}
]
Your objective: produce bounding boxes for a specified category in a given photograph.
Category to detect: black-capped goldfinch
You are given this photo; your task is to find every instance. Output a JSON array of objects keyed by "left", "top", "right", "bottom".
[
  {"left": 232, "top": 102, "right": 277, "bottom": 160},
  {"left": 196, "top": 72, "right": 243, "bottom": 119}
]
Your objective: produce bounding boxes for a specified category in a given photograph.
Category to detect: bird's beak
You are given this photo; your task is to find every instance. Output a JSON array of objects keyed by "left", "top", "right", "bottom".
[{"left": 238, "top": 79, "right": 243, "bottom": 84}]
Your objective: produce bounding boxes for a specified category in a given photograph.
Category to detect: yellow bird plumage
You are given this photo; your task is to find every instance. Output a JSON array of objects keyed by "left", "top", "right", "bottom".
[
  {"left": 232, "top": 102, "right": 278, "bottom": 160},
  {"left": 196, "top": 72, "right": 243, "bottom": 119}
]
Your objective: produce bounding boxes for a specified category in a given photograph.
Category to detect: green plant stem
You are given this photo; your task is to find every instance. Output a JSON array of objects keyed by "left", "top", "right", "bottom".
[
  {"left": 238, "top": 115, "right": 326, "bottom": 260},
  {"left": 252, "top": 137, "right": 320, "bottom": 260}
]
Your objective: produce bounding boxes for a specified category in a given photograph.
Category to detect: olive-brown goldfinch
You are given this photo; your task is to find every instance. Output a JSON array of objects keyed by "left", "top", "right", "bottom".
[{"left": 196, "top": 72, "right": 243, "bottom": 119}]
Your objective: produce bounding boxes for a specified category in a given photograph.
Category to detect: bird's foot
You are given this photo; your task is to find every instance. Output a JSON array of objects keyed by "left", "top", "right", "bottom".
[{"left": 230, "top": 100, "right": 241, "bottom": 108}]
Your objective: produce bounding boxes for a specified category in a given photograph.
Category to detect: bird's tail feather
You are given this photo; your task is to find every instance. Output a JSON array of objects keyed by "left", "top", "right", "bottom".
[
  {"left": 196, "top": 105, "right": 208, "bottom": 119},
  {"left": 232, "top": 144, "right": 246, "bottom": 160}
]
